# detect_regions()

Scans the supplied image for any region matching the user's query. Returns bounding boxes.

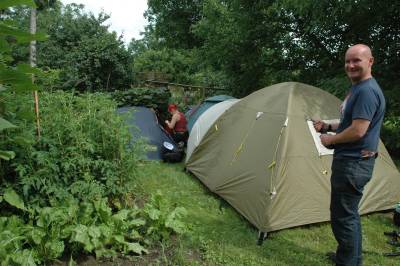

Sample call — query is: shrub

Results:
[2,91,144,205]
[0,91,187,264]
[111,87,171,109]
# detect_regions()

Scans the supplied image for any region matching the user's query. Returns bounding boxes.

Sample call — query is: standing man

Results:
[314,44,386,266]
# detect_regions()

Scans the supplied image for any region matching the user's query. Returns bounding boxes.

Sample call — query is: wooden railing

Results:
[142,80,227,105]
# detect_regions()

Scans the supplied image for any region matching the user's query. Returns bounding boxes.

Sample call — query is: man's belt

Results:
[361,150,378,160]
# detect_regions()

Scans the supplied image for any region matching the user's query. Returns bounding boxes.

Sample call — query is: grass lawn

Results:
[134,161,399,266]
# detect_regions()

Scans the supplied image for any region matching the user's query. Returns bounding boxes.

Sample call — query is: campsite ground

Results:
[70,160,400,266]
[126,161,399,266]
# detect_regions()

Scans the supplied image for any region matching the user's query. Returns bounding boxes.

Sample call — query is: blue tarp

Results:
[117,106,177,160]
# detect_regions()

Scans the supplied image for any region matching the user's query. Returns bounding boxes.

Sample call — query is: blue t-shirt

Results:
[334,77,386,158]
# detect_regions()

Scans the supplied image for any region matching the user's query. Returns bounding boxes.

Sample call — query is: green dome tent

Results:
[186,82,400,235]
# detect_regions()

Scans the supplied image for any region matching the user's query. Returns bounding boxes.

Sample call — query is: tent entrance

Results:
[307,119,339,156]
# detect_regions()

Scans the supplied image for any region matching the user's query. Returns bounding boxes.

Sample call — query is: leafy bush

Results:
[142,191,187,241]
[317,76,351,100]
[2,91,144,205]
[381,116,400,155]
[0,91,187,264]
[112,87,171,108]
[0,193,185,264]
[1,2,186,264]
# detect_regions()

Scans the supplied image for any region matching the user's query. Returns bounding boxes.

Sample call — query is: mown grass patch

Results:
[136,161,400,266]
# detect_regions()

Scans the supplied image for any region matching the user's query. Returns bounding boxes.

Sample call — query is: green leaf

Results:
[98,224,113,240]
[0,196,2,202]
[93,199,112,222]
[13,136,34,146]
[0,150,16,160]
[68,256,77,266]
[94,248,116,258]
[165,207,187,234]
[112,209,130,222]
[128,229,142,240]
[0,84,9,92]
[113,235,126,244]
[16,64,42,75]
[71,224,93,252]
[9,249,37,266]
[0,38,11,53]
[0,0,36,9]
[45,240,65,259]
[30,228,46,245]
[0,117,17,131]
[125,242,148,254]
[3,189,26,211]
[88,226,101,239]
[128,218,146,227]
[0,24,47,43]
[146,208,161,220]
[0,64,38,92]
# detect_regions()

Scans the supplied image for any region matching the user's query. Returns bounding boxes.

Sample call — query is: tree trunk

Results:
[30,8,41,138]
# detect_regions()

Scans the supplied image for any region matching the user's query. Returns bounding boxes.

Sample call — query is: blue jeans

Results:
[330,157,375,266]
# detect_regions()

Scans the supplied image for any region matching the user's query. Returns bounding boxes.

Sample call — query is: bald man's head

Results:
[344,44,374,84]
[346,44,373,58]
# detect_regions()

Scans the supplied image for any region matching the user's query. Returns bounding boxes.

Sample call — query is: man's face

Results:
[345,46,373,84]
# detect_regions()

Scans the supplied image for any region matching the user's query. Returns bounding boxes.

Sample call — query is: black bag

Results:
[161,141,184,163]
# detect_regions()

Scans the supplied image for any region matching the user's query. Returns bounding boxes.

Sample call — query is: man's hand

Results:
[320,134,334,147]
[313,120,326,132]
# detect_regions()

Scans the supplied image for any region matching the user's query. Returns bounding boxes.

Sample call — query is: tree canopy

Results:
[141,0,400,96]
[10,2,133,91]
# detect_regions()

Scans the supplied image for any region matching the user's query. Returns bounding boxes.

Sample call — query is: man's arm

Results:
[313,120,339,132]
[165,113,180,129]
[320,119,370,147]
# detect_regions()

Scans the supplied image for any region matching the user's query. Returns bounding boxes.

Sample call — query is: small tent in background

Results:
[186,99,240,163]
[117,106,178,160]
[186,82,400,236]
[187,95,236,132]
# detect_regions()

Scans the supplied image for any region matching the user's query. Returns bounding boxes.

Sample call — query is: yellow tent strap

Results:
[230,118,257,165]
[268,120,287,197]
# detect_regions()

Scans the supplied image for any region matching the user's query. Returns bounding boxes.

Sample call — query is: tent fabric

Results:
[187,95,235,132]
[117,106,177,160]
[186,99,240,163]
[186,82,400,233]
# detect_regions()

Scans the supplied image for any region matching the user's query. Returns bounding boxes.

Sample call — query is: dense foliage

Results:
[1,1,399,263]
[0,91,187,264]
[10,2,133,92]
[3,92,142,204]
[145,0,204,49]
[140,0,400,154]
[112,87,171,109]
[1,1,186,264]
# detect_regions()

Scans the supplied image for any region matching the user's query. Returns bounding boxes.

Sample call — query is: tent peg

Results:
[257,231,268,245]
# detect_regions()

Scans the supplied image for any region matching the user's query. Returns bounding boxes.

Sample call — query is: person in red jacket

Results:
[165,104,188,145]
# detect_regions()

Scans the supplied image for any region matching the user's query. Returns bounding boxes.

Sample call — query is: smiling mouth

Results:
[348,69,359,74]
